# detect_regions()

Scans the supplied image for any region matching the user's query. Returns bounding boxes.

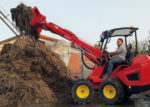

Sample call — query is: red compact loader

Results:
[11,5,150,104]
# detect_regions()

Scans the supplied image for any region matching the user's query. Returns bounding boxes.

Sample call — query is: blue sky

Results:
[0,0,150,50]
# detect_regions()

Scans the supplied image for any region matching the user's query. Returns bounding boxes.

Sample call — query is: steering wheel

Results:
[100,51,111,66]
[104,51,111,60]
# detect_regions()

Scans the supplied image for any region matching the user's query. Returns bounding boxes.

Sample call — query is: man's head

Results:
[117,38,123,46]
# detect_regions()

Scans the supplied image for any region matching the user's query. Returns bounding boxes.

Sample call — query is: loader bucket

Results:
[11,3,46,37]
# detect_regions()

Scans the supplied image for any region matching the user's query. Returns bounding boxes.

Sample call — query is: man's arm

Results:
[110,47,123,56]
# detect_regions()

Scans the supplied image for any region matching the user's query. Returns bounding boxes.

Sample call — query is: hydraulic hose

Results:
[81,52,94,70]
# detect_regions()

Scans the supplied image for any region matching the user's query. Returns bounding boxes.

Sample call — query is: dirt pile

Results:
[0,37,73,106]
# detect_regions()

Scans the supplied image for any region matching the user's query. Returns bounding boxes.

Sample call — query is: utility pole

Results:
[0,10,19,36]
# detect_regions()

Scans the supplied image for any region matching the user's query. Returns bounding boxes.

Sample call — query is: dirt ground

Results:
[0,37,74,106]
[25,91,150,107]
[24,95,134,107]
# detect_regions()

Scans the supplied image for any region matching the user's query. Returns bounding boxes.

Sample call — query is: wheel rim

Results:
[76,85,90,99]
[103,84,116,99]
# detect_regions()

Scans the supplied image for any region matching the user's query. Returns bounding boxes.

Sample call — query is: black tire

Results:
[99,79,125,104]
[71,79,94,104]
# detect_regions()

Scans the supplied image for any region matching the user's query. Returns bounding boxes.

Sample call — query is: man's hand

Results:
[110,51,116,56]
[104,51,111,60]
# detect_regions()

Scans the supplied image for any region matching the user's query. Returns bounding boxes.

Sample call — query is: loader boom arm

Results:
[30,7,103,65]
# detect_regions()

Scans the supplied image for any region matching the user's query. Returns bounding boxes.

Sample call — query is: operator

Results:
[103,38,127,79]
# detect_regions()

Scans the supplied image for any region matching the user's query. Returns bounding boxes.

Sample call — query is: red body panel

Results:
[88,54,150,89]
[117,54,150,86]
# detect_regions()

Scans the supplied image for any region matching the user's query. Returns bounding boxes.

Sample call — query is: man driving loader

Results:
[103,38,127,79]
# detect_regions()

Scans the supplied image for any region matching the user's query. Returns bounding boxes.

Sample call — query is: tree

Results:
[129,38,150,55]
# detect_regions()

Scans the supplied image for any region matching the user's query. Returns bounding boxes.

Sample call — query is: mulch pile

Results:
[0,37,74,106]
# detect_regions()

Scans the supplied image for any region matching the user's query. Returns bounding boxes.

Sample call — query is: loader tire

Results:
[71,79,94,104]
[99,79,125,104]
